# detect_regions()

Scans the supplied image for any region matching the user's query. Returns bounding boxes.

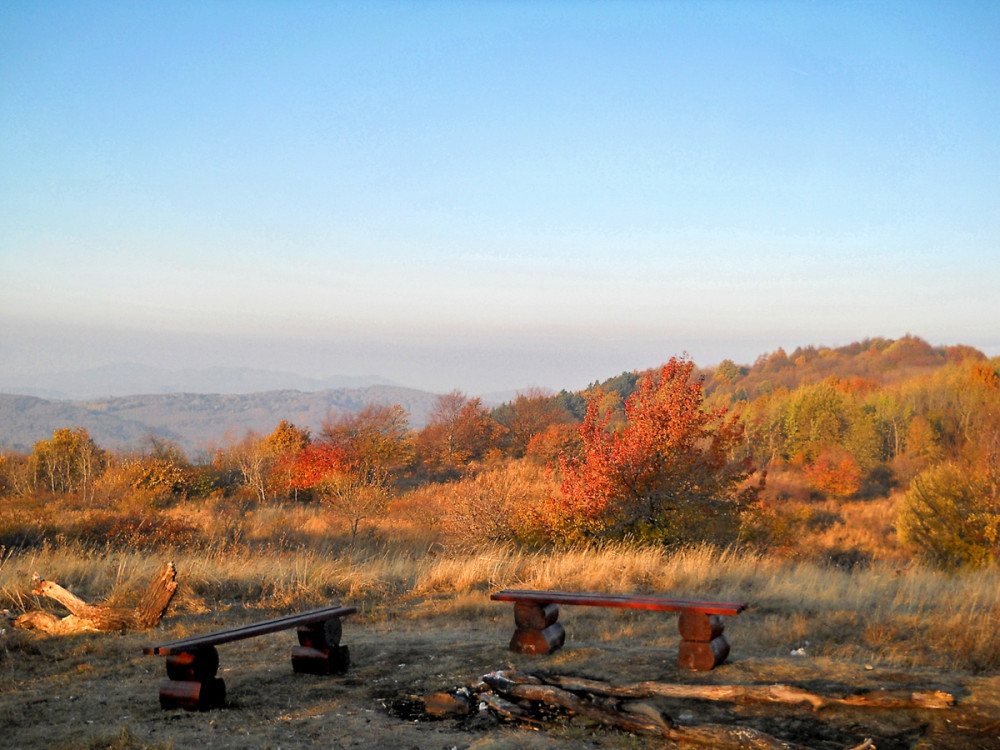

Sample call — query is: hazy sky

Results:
[2,1,998,395]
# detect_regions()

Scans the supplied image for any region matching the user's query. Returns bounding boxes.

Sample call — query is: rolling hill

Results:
[0,386,441,455]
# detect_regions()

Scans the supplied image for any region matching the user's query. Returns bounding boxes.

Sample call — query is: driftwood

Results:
[15,562,177,635]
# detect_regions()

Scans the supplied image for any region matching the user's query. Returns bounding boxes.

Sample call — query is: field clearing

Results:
[2,532,999,749]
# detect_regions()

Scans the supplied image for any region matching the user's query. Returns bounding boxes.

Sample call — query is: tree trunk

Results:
[15,562,177,635]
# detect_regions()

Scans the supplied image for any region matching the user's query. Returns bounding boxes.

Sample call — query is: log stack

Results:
[677,611,730,671]
[508,601,565,654]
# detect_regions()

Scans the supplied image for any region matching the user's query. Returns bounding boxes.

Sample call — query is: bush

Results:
[440,462,551,549]
[896,463,1000,568]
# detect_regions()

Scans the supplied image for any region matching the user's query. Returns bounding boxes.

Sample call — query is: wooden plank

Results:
[490,589,746,616]
[143,605,356,655]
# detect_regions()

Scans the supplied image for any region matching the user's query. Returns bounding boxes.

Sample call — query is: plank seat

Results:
[490,589,747,671]
[143,604,356,710]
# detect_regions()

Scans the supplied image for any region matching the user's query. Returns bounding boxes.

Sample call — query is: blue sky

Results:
[2,1,998,395]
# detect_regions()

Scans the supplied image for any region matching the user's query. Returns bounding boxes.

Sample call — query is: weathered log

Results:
[12,611,99,635]
[158,676,226,711]
[488,679,670,736]
[15,562,177,635]
[509,622,565,654]
[474,670,889,748]
[131,562,180,629]
[514,601,560,630]
[677,611,725,642]
[840,689,954,710]
[539,673,955,711]
[488,675,810,749]
[478,692,552,727]
[678,634,730,671]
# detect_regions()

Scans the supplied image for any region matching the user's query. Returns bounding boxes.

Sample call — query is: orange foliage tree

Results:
[265,420,311,500]
[803,447,862,498]
[315,404,413,540]
[492,388,574,458]
[416,390,504,476]
[555,358,761,544]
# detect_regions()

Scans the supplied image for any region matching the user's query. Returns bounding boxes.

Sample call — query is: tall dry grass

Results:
[2,491,998,674]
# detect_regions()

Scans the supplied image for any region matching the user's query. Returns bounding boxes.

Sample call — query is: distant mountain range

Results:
[0,362,398,401]
[0,364,459,454]
[0,385,443,455]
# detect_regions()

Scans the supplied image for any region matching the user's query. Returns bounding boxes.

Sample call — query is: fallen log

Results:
[483,671,811,749]
[539,673,954,711]
[479,669,946,748]
[15,562,177,635]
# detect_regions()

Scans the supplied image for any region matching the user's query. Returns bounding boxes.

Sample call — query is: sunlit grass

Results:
[1,493,998,674]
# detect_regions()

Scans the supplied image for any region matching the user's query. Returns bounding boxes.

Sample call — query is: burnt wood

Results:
[143,604,356,710]
[490,589,747,671]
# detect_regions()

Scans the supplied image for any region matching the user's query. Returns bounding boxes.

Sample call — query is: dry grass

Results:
[3,515,999,675]
[3,495,1000,750]
[4,478,1000,748]
[2,488,999,687]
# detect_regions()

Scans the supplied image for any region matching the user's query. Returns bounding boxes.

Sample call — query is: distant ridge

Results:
[3,336,989,456]
[0,386,440,454]
[0,363,398,400]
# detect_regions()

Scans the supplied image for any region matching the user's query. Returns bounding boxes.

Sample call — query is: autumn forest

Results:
[2,334,998,570]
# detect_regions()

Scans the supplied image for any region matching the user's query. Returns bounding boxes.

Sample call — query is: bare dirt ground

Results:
[3,604,999,750]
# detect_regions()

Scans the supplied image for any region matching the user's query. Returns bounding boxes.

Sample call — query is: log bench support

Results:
[144,604,356,710]
[491,590,746,672]
[160,646,226,711]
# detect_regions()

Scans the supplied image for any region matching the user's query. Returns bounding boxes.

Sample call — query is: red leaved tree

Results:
[554,358,761,544]
[314,404,413,541]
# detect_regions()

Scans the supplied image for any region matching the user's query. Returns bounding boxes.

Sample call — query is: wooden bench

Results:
[143,604,356,710]
[490,589,746,671]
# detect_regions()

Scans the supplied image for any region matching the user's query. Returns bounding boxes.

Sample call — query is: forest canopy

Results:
[1,336,997,568]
